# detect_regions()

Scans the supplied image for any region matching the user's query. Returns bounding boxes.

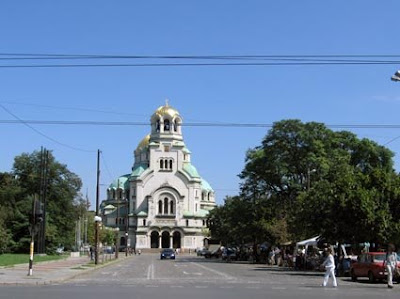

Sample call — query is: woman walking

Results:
[386,244,398,289]
[321,247,337,287]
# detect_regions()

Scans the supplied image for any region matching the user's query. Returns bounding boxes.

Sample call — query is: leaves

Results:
[212,119,400,247]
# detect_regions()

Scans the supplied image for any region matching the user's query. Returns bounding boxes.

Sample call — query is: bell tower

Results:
[150,100,183,143]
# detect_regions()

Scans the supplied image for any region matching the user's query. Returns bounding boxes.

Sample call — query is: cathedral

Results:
[100,102,216,250]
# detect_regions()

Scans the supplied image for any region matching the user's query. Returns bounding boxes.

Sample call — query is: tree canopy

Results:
[0,149,86,253]
[209,120,400,247]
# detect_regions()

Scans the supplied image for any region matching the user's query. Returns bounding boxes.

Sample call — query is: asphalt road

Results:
[1,254,399,299]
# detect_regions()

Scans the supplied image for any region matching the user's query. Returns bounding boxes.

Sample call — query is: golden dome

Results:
[136,134,150,151]
[152,100,180,120]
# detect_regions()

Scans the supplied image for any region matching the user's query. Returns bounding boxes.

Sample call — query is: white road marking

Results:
[272,287,287,290]
[170,285,184,288]
[147,263,155,280]
[195,286,208,288]
[190,262,236,280]
[145,285,159,288]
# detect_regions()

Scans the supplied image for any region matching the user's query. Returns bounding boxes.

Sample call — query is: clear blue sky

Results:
[1,1,400,208]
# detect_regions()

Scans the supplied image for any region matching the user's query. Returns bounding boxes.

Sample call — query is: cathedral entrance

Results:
[161,231,170,248]
[172,231,181,248]
[150,231,159,248]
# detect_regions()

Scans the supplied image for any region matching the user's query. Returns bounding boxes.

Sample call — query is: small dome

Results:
[136,134,150,151]
[151,101,180,121]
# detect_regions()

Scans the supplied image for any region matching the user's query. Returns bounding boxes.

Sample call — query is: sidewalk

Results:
[0,255,124,285]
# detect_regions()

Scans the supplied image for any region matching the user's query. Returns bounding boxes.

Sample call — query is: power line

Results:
[0,101,148,118]
[0,105,96,153]
[0,53,399,68]
[2,118,400,129]
[100,152,115,182]
[0,61,400,69]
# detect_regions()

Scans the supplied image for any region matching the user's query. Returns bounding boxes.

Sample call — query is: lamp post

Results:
[125,232,129,257]
[391,70,400,82]
[115,227,119,259]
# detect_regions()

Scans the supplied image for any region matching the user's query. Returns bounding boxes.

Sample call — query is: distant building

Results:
[100,102,216,250]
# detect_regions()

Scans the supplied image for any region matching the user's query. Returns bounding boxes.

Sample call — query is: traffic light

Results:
[34,200,43,224]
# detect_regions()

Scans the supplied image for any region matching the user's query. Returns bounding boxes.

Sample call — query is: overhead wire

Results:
[0,53,400,67]
[2,119,400,129]
[0,104,96,153]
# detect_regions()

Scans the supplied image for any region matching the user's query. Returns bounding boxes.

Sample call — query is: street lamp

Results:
[391,70,400,82]
[94,215,102,265]
[125,232,129,257]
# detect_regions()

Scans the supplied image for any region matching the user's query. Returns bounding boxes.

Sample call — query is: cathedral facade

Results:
[100,103,216,250]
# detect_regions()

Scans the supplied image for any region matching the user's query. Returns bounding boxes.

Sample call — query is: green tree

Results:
[239,119,400,245]
[4,149,84,253]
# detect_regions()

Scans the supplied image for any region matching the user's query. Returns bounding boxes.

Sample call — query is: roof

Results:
[109,174,130,189]
[182,162,200,178]
[152,102,180,120]
[131,163,148,177]
[136,134,150,151]
[183,209,209,218]
[182,146,191,154]
[201,178,214,192]
[136,211,148,217]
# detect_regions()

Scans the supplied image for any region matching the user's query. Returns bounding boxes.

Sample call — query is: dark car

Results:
[222,248,237,261]
[160,248,176,260]
[350,252,400,282]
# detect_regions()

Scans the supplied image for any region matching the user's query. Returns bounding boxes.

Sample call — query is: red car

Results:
[350,252,399,283]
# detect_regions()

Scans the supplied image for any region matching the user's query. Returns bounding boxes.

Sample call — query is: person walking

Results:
[385,244,398,289]
[321,247,337,287]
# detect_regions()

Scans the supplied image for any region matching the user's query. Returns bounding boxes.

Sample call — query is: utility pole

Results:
[115,197,119,259]
[125,198,129,257]
[94,149,101,265]
[37,147,49,254]
[28,195,42,276]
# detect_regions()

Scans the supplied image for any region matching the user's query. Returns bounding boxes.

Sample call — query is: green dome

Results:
[109,174,130,190]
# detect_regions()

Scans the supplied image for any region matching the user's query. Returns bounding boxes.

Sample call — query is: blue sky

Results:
[1,1,400,207]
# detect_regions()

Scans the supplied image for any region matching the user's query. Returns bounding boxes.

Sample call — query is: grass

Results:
[0,253,66,267]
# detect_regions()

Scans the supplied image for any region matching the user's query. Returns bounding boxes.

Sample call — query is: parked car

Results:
[222,248,237,261]
[160,248,176,260]
[103,246,115,254]
[350,252,399,283]
[204,249,221,259]
[196,247,208,256]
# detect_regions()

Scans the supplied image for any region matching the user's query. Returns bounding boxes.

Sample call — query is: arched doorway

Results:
[173,231,181,249]
[151,231,159,248]
[161,231,170,248]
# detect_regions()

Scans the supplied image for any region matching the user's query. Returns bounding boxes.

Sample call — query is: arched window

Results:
[158,200,162,214]
[186,219,189,227]
[169,159,173,170]
[164,159,168,169]
[164,197,168,214]
[164,119,170,131]
[174,120,178,132]
[143,219,146,226]
[201,192,205,201]
[160,160,163,169]
[115,218,118,225]
[112,189,116,199]
[203,220,205,226]
[156,120,160,132]
[208,193,210,201]
[170,201,174,214]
